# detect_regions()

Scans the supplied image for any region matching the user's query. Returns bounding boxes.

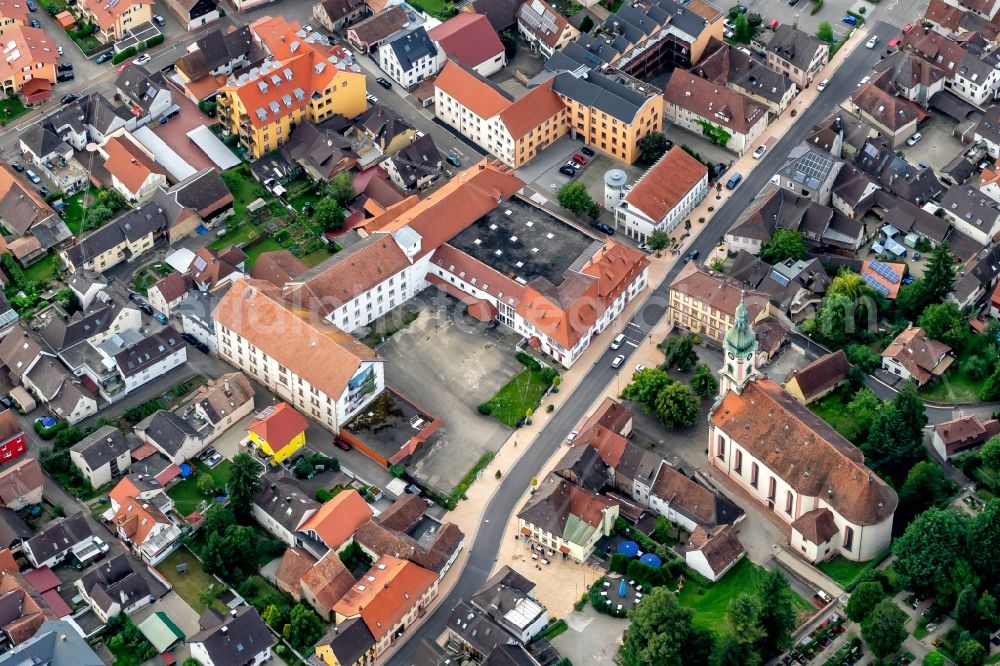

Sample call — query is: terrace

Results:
[341,388,441,467]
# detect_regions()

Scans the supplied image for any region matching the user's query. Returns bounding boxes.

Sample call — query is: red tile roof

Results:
[881,325,953,385]
[102,136,165,195]
[624,146,708,222]
[664,69,767,135]
[428,13,504,69]
[298,489,373,549]
[82,0,152,31]
[497,78,566,139]
[434,60,511,119]
[248,403,307,450]
[331,555,436,640]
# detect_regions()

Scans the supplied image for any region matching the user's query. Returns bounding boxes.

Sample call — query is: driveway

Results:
[550,606,627,666]
[376,290,523,493]
[899,113,965,173]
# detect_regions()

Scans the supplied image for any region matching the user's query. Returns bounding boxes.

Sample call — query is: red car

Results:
[902,23,914,34]
[888,38,902,50]
[333,437,352,452]
[572,153,588,165]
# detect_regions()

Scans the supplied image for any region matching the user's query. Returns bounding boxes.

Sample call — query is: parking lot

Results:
[741,0,865,39]
[377,290,524,493]
[899,113,966,173]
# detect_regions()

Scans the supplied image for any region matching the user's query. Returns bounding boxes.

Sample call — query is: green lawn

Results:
[817,555,871,589]
[0,96,28,126]
[481,368,552,427]
[919,365,982,403]
[61,186,102,235]
[300,248,334,267]
[69,32,104,56]
[156,547,227,614]
[243,238,282,268]
[406,0,454,19]
[166,459,233,516]
[677,559,813,631]
[809,386,864,444]
[22,253,60,284]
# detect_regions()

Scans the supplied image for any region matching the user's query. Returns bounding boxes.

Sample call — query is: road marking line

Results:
[625,341,638,348]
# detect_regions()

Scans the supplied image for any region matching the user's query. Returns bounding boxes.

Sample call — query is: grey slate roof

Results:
[551,69,651,123]
[0,620,103,666]
[388,134,441,188]
[116,65,169,113]
[20,124,69,159]
[386,26,437,72]
[187,606,275,664]
[136,410,200,457]
[79,553,151,614]
[766,25,824,71]
[253,470,318,534]
[63,202,169,270]
[24,514,94,564]
[70,425,129,472]
[0,508,31,549]
[941,184,1000,231]
[315,617,375,666]
[34,301,123,352]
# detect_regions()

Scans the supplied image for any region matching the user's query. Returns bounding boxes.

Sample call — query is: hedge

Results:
[112,46,137,65]
[34,419,67,440]
[516,351,541,371]
[146,34,164,48]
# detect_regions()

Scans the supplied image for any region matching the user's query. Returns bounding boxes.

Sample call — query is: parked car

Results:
[906,132,923,146]
[96,51,114,64]
[866,35,879,49]
[888,38,901,51]
[842,14,858,25]
[133,53,151,66]
[611,354,625,369]
[128,292,143,302]
[376,76,392,89]
[10,161,23,172]
[635,364,645,373]
[637,242,651,252]
[725,172,742,189]
[38,187,49,198]
[446,154,461,167]
[714,162,728,179]
[683,249,700,263]
[580,146,595,157]
[788,0,799,5]
[139,303,153,315]
[723,18,735,30]
[752,145,766,159]
[559,165,576,177]
[60,93,78,104]
[591,222,614,235]
[572,153,588,165]
[29,19,40,28]
[366,94,378,104]
[816,79,829,92]
[333,437,352,451]
[57,46,63,56]
[565,431,579,444]
[858,74,872,87]
[153,312,168,324]
[153,14,165,25]
[611,333,625,350]
[25,170,40,184]
[0,395,12,409]
[732,3,747,13]
[903,23,914,34]
[57,63,73,72]
[25,0,36,10]
[56,72,74,82]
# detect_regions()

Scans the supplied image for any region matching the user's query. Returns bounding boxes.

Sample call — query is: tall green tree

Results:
[623,368,674,404]
[847,387,883,443]
[846,581,886,622]
[648,229,671,251]
[327,172,355,205]
[726,595,765,646]
[227,453,262,523]
[661,334,699,372]
[313,196,346,232]
[924,242,957,303]
[861,599,908,659]
[760,229,807,264]
[924,652,946,666]
[893,508,968,595]
[733,13,752,42]
[638,132,670,165]
[955,639,986,666]
[288,604,325,651]
[967,499,1000,581]
[918,302,968,347]
[710,635,760,666]
[755,569,797,658]
[828,270,871,300]
[954,584,981,630]
[558,183,599,218]
[898,461,954,524]
[654,383,700,429]
[981,436,1000,470]
[861,406,915,474]
[690,364,719,399]
[617,587,712,666]
[201,524,258,583]
[816,21,834,43]
[892,381,928,447]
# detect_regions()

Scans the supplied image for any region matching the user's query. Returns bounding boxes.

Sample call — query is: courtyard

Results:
[376,290,524,494]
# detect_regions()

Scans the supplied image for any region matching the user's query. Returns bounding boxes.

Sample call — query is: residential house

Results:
[352,104,416,157]
[213,279,386,433]
[281,122,357,182]
[188,607,275,666]
[902,28,1000,108]
[0,571,53,645]
[59,203,168,274]
[831,164,880,217]
[114,327,187,395]
[100,134,168,203]
[312,618,377,666]
[663,68,768,156]
[606,146,709,242]
[694,39,797,115]
[22,514,96,568]
[0,619,103,666]
[332,555,439,658]
[468,566,547,644]
[186,246,246,293]
[516,0,577,59]
[728,251,830,322]
[22,356,98,424]
[773,145,844,205]
[175,291,218,352]
[161,0,219,30]
[764,25,828,88]
[147,272,189,317]
[952,243,1000,308]
[854,138,947,205]
[429,13,505,77]
[106,476,182,565]
[940,184,1000,244]
[932,413,1000,459]
[249,250,307,288]
[782,350,850,405]
[173,26,252,101]
[69,425,132,488]
[0,457,41,510]
[710,303,897,562]
[378,27,440,90]
[78,0,153,42]
[975,105,1000,159]
[346,7,407,53]
[299,551,357,620]
[247,403,307,464]
[252,470,319,544]
[66,275,108,311]
[188,372,255,440]
[0,1,27,38]
[0,26,56,99]
[19,123,87,195]
[312,0,366,32]
[870,50,947,107]
[295,488,372,557]
[0,162,64,244]
[516,473,618,562]
[75,554,152,622]
[684,525,745,582]
[0,410,25,468]
[384,134,441,191]
[646,460,744,532]
[216,16,367,160]
[848,77,927,148]
[116,66,174,126]
[457,0,520,32]
[881,325,954,387]
[134,410,204,465]
[0,295,18,341]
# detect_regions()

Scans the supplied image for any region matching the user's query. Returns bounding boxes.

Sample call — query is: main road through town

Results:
[389,20,904,665]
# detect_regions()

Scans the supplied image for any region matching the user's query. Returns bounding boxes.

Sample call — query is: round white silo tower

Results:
[604,168,628,210]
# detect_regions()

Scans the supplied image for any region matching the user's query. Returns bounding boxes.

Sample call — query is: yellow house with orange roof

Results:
[247,402,308,463]
[0,25,56,97]
[216,16,367,159]
[79,0,153,43]
[0,0,28,38]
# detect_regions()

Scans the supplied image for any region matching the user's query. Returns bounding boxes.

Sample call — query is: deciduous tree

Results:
[760,229,807,264]
[816,21,834,43]
[654,383,700,429]
[893,508,967,595]
[661,334,699,372]
[690,364,719,399]
[617,587,709,666]
[755,569,796,658]
[861,599,908,659]
[956,639,986,666]
[918,302,968,348]
[314,196,346,232]
[558,183,599,218]
[846,581,885,622]
[622,368,674,404]
[638,132,670,165]
[648,229,671,251]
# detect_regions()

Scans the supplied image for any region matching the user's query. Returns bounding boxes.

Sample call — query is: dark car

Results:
[56,72,74,82]
[333,437,352,452]
[10,161,23,172]
[580,146,595,157]
[139,303,154,315]
[57,63,73,72]
[446,154,461,168]
[683,249,700,263]
[559,165,576,177]
[714,162,729,179]
[591,222,614,235]
[128,292,142,302]
[60,93,78,104]
[38,187,49,198]
[96,51,114,64]
[376,76,392,89]
[25,0,36,10]
[0,395,12,409]
[29,19,40,28]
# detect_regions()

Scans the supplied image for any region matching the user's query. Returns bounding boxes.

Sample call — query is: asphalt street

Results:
[387,19,908,665]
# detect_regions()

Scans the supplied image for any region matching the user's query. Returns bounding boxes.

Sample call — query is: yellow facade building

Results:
[80,0,153,42]
[247,402,307,464]
[216,16,367,159]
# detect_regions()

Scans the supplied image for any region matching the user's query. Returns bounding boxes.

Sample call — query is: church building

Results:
[708,299,896,563]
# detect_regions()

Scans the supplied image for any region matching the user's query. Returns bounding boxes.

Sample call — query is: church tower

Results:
[719,296,758,396]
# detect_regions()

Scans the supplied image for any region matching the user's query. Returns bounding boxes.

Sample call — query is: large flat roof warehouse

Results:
[447,197,599,287]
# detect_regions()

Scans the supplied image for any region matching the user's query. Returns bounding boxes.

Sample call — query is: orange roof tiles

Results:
[0,25,56,84]
[301,551,357,613]
[298,489,373,549]
[0,1,29,25]
[881,325,953,385]
[434,60,511,120]
[428,13,504,70]
[82,0,152,31]
[248,403,307,450]
[213,279,379,401]
[498,78,566,139]
[102,136,165,195]
[111,492,171,546]
[624,146,708,222]
[332,555,436,640]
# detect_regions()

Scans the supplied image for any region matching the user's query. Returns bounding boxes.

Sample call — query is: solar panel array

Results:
[869,260,900,282]
[862,273,891,296]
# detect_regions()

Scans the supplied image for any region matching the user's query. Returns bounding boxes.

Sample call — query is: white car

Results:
[817,79,829,92]
[565,430,579,444]
[866,35,879,49]
[906,132,924,146]
[57,46,63,56]
[133,53,151,66]
[611,354,625,369]
[366,94,379,104]
[752,145,766,159]
[857,74,872,88]
[635,364,646,373]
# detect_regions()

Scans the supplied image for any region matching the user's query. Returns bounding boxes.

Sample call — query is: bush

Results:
[477,403,492,415]
[44,190,64,204]
[811,0,823,14]
[516,351,542,371]
[546,404,554,413]
[34,419,67,440]
[315,488,333,502]
[112,46,137,65]
[146,34,164,48]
